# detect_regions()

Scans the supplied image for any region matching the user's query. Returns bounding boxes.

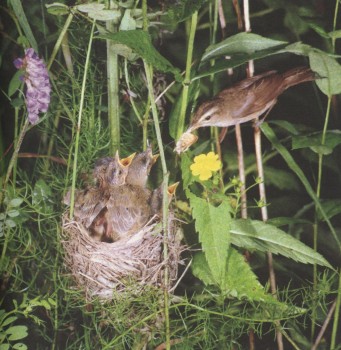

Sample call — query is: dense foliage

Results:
[1,0,341,349]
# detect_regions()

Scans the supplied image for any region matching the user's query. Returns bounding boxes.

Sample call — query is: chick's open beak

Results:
[120,152,136,167]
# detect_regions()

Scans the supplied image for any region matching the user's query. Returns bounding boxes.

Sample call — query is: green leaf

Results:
[1,316,17,327]
[13,344,27,350]
[7,210,20,218]
[167,0,206,23]
[119,10,136,31]
[45,3,69,16]
[309,51,341,96]
[267,217,311,227]
[9,0,38,52]
[192,249,287,307]
[264,166,300,192]
[201,33,287,62]
[0,344,10,350]
[97,30,181,81]
[8,71,23,98]
[261,122,341,250]
[180,153,196,189]
[6,326,28,341]
[317,200,341,221]
[9,198,23,208]
[187,191,231,285]
[230,219,332,268]
[5,219,16,228]
[328,29,341,39]
[292,130,341,155]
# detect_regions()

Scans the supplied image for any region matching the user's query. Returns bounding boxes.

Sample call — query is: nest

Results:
[61,213,184,300]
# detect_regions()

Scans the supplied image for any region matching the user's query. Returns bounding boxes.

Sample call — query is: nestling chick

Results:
[151,182,179,217]
[102,184,153,242]
[125,145,159,187]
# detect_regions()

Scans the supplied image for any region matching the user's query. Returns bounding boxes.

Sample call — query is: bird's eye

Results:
[204,115,211,121]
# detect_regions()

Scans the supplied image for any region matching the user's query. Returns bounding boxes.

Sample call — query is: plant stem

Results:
[176,11,198,141]
[69,21,96,218]
[106,1,120,154]
[330,270,341,350]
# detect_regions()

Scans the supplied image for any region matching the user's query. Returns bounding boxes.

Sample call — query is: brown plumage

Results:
[64,152,135,233]
[187,67,316,132]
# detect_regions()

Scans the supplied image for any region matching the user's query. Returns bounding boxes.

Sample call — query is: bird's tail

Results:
[282,66,316,89]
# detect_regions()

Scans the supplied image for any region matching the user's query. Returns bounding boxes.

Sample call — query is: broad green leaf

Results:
[195,46,286,80]
[268,217,311,227]
[0,344,10,350]
[45,3,69,16]
[230,219,332,268]
[98,31,181,81]
[317,200,341,221]
[264,166,300,192]
[292,130,341,155]
[6,325,28,341]
[309,51,341,96]
[192,249,288,308]
[1,316,17,327]
[13,344,27,350]
[180,153,196,189]
[9,0,38,52]
[5,219,16,228]
[8,71,23,98]
[187,191,231,284]
[261,122,341,250]
[201,33,287,62]
[7,210,19,218]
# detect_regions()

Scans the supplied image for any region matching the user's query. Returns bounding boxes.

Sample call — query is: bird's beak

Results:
[152,154,159,165]
[120,152,136,167]
[167,182,179,197]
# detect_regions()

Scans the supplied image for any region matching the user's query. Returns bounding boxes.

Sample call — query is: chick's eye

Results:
[204,115,211,121]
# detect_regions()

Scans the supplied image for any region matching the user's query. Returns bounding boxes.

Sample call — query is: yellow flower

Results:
[190,152,222,181]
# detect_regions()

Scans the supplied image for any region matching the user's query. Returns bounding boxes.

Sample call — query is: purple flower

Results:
[14,48,51,124]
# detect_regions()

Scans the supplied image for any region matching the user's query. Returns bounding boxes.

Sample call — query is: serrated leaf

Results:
[6,325,28,341]
[292,130,341,155]
[230,219,332,268]
[201,33,287,62]
[309,51,341,96]
[45,3,69,16]
[8,70,23,97]
[192,249,287,307]
[264,166,300,192]
[187,191,231,284]
[1,316,17,327]
[97,30,182,81]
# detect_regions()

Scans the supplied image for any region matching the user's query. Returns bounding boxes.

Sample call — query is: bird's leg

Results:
[253,100,277,127]
[219,127,229,143]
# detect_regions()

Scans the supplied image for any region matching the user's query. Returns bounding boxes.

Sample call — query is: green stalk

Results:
[69,21,96,218]
[176,11,198,140]
[106,1,120,154]
[47,12,74,70]
[330,270,341,350]
[313,0,340,337]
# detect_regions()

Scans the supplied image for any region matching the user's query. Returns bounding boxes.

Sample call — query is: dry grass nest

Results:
[61,212,185,300]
